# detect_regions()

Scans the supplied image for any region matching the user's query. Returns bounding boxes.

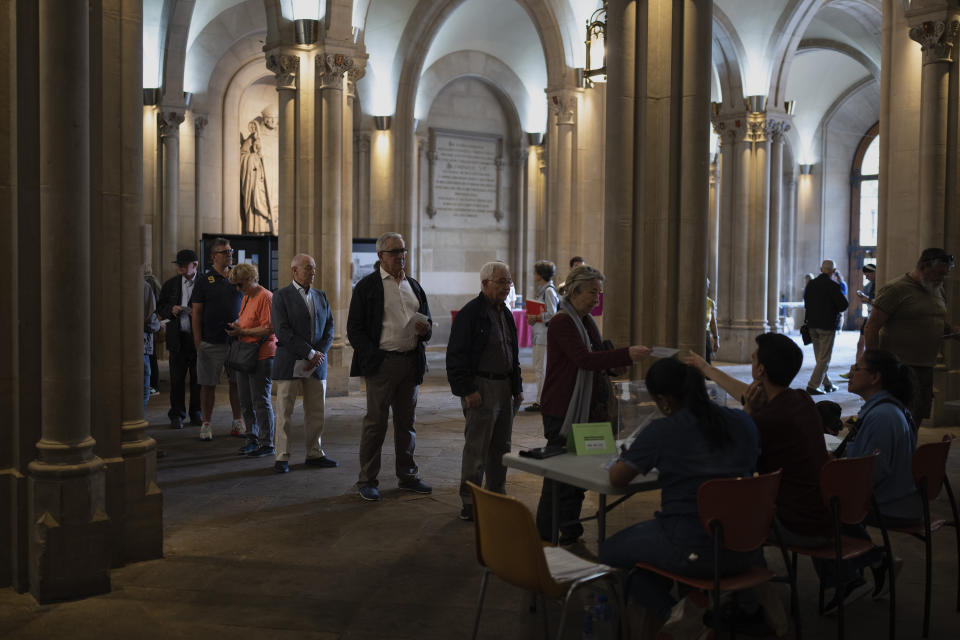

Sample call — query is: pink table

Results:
[451,309,532,348]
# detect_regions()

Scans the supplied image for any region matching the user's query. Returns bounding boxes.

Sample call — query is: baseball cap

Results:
[862,263,876,273]
[173,249,198,265]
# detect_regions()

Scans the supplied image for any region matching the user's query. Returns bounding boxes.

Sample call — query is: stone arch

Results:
[712,6,747,109]
[415,51,529,130]
[766,0,829,107]
[182,0,269,96]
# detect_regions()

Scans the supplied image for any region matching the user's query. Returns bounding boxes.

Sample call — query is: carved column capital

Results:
[909,19,960,64]
[744,114,789,144]
[266,52,299,91]
[194,115,208,138]
[548,89,579,126]
[712,117,745,144]
[317,53,354,90]
[158,110,185,139]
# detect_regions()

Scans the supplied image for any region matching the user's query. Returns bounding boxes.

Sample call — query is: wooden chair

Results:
[787,453,895,640]
[882,436,959,637]
[466,481,621,640]
[634,470,801,639]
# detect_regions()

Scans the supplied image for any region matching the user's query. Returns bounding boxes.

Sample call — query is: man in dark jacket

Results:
[157,249,202,429]
[347,232,433,502]
[803,259,849,394]
[446,262,523,521]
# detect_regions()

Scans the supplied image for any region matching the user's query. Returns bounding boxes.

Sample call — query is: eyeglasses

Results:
[381,248,408,255]
[215,249,233,255]
[484,278,513,286]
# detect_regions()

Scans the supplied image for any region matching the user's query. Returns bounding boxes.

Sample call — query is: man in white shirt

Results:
[157,249,202,429]
[347,232,433,501]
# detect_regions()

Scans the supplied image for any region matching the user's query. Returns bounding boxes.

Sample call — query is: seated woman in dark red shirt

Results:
[534,265,650,544]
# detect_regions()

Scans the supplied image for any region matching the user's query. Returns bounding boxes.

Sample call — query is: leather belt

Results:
[384,350,417,357]
[475,371,510,380]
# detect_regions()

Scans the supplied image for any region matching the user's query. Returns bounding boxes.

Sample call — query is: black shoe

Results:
[273,461,290,474]
[824,384,838,393]
[304,455,338,468]
[358,485,381,501]
[170,418,184,429]
[238,442,257,455]
[189,412,203,426]
[398,478,432,494]
[247,445,274,458]
[523,402,541,412]
[558,533,581,546]
[806,386,825,396]
[822,577,871,615]
[459,505,473,521]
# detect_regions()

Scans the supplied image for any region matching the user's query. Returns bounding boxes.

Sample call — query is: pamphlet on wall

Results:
[525,299,545,316]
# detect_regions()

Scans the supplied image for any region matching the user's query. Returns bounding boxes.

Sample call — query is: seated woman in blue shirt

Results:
[599,358,760,638]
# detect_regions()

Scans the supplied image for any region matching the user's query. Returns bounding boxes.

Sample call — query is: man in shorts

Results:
[191,237,243,440]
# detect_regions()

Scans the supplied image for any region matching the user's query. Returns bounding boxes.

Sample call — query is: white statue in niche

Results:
[239,105,278,234]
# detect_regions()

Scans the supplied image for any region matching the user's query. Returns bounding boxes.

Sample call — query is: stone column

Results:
[355,133,371,237]
[29,0,110,602]
[317,53,352,396]
[905,8,960,424]
[342,75,358,350]
[767,121,789,332]
[513,146,529,296]
[193,115,208,240]
[547,89,578,264]
[158,110,184,282]
[602,0,638,348]
[707,155,719,301]
[266,50,300,283]
[907,15,959,241]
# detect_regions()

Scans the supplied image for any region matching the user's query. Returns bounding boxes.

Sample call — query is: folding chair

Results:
[634,470,802,639]
[466,481,621,640]
[787,453,895,640]
[883,436,959,637]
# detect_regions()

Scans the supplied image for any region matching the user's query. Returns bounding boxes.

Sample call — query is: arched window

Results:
[848,122,879,326]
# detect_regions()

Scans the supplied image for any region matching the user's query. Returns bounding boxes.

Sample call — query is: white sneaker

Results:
[199,422,213,441]
[230,418,246,438]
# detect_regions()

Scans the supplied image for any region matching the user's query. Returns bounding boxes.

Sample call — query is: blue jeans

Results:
[143,354,151,410]
[235,358,275,447]
[599,516,758,620]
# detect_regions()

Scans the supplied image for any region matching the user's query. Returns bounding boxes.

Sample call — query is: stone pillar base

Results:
[932,365,960,427]
[325,343,350,397]
[0,471,28,590]
[718,323,769,363]
[120,419,163,562]
[28,459,111,603]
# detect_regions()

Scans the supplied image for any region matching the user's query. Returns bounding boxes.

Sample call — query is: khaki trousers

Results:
[274,376,327,462]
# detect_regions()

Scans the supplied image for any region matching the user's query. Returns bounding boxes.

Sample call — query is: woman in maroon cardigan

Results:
[534,265,651,543]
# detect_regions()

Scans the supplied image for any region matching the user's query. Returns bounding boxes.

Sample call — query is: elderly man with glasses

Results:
[446,261,523,521]
[190,237,244,441]
[347,232,433,502]
[864,247,960,422]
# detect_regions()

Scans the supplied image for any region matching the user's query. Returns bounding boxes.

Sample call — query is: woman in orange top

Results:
[228,263,277,457]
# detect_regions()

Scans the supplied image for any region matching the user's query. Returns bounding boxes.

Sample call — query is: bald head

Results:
[291,253,317,289]
[820,260,835,274]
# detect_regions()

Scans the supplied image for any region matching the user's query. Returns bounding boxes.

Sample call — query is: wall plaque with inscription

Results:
[428,130,502,228]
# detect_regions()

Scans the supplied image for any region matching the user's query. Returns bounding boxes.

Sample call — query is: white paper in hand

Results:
[293,359,318,378]
[650,346,679,358]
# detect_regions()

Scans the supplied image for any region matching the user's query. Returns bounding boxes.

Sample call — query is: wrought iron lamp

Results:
[584,2,608,85]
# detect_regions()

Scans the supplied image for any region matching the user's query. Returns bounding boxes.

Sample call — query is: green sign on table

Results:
[566,422,616,456]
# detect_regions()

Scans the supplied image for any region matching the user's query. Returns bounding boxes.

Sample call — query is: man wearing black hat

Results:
[865,248,960,421]
[158,249,202,429]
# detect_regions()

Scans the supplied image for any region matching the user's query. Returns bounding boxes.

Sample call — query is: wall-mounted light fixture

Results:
[526,132,543,146]
[584,2,607,85]
[286,0,323,45]
[711,102,722,118]
[784,100,796,115]
[746,95,767,114]
[799,163,813,175]
[295,19,318,45]
[374,116,392,131]
[143,88,159,106]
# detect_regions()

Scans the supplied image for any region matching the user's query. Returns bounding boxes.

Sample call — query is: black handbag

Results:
[224,297,266,373]
[800,322,812,345]
[225,339,261,373]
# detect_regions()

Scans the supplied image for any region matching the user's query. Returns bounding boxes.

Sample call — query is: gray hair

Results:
[291,253,314,269]
[210,237,230,255]
[480,261,509,282]
[229,262,259,285]
[376,232,404,252]
[564,265,604,298]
